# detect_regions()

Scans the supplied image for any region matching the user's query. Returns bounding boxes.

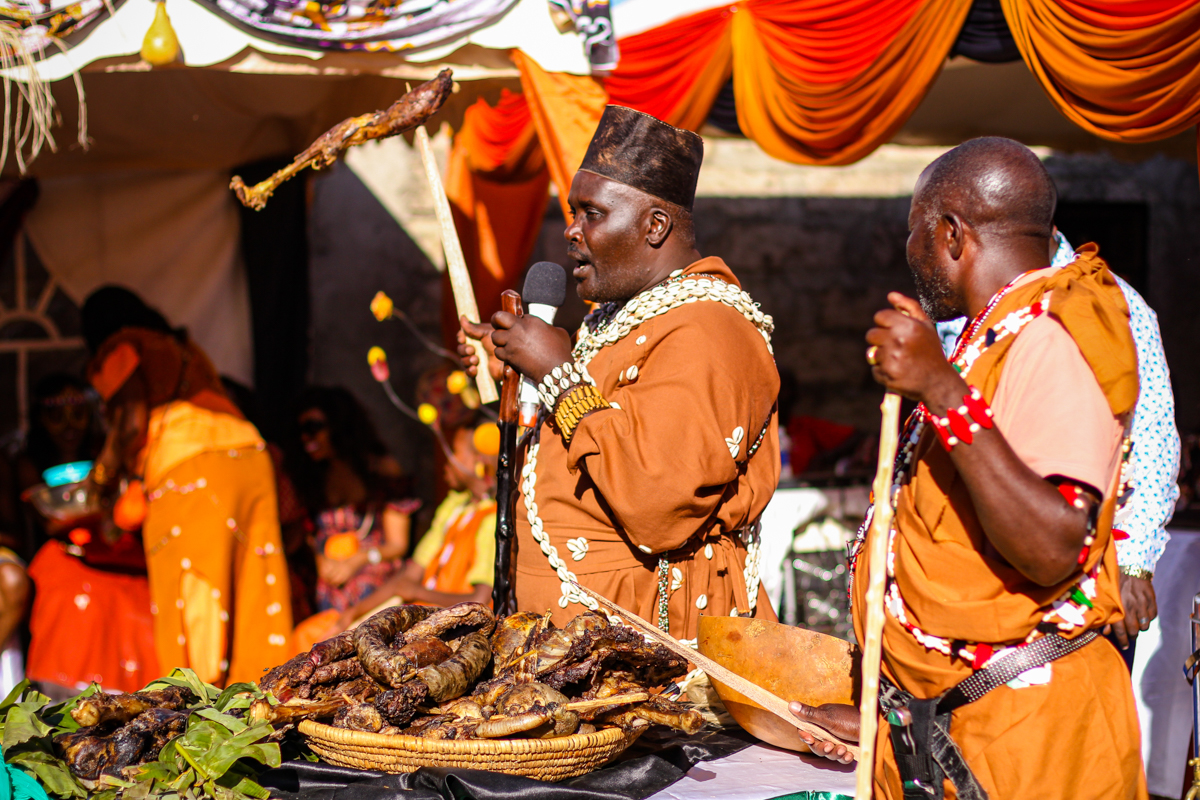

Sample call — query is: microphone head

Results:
[523,261,567,308]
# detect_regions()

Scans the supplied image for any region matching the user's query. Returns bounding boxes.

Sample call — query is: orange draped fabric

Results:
[514,50,609,217]
[600,6,733,130]
[730,0,971,163]
[443,89,549,335]
[604,0,972,164]
[443,60,604,335]
[443,0,1200,341]
[1000,0,1200,142]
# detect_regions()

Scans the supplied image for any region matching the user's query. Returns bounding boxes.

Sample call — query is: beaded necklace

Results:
[573,270,774,367]
[524,269,775,623]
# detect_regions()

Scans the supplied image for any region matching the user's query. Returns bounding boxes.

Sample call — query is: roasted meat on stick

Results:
[230,69,454,211]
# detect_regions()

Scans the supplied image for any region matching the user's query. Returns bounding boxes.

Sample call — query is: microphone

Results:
[519,261,568,427]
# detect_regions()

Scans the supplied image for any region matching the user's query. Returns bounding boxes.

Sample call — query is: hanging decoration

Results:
[193,0,519,53]
[0,0,104,172]
[547,0,619,74]
[140,0,180,65]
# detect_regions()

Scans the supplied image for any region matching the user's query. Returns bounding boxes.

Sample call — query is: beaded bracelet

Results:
[554,384,611,443]
[537,360,585,409]
[924,385,994,451]
[1058,482,1101,565]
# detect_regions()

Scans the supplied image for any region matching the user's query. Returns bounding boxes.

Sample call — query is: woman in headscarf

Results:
[82,286,291,685]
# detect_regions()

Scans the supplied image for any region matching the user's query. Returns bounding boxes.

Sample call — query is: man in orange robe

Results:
[793,138,1146,799]
[460,106,779,641]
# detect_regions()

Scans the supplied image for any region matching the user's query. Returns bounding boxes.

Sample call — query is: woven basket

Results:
[299,720,642,782]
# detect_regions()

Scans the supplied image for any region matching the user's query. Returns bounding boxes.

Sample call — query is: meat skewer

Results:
[230,70,454,211]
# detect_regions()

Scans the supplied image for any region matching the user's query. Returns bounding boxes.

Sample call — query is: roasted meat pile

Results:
[54,687,194,780]
[256,603,704,740]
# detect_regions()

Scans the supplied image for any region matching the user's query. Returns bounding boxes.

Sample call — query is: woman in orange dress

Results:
[82,287,292,686]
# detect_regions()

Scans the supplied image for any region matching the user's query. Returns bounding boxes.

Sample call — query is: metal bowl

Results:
[24,481,100,523]
[696,615,858,752]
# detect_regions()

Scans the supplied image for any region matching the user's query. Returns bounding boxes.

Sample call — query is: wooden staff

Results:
[414,125,498,404]
[492,289,522,616]
[855,392,902,798]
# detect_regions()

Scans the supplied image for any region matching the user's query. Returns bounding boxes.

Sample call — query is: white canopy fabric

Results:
[609,0,730,38]
[9,0,588,83]
[23,169,254,385]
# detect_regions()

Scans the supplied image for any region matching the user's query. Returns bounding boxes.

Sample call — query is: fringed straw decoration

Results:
[0,22,89,174]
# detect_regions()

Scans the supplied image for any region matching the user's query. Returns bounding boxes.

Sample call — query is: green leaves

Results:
[143,671,219,706]
[6,747,86,798]
[0,670,282,800]
[118,672,279,800]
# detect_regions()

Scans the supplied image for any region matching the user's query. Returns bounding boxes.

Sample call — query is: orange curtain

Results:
[730,0,971,164]
[1000,0,1200,142]
[513,50,609,218]
[442,65,605,338]
[603,0,972,164]
[443,90,549,336]
[601,6,734,130]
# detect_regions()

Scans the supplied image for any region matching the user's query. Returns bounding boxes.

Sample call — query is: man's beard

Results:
[909,260,960,322]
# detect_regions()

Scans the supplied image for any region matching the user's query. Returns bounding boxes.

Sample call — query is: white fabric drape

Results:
[24,169,254,386]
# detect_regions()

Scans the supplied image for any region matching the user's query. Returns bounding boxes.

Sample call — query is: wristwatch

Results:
[367,547,382,565]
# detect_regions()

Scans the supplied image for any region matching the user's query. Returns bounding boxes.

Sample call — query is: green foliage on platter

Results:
[0,671,282,800]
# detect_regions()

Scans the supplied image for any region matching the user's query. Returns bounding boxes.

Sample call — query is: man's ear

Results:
[646,208,673,248]
[943,213,965,261]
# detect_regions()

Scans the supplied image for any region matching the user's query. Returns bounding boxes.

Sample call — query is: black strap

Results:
[881,679,986,800]
[938,629,1099,714]
[881,630,1101,800]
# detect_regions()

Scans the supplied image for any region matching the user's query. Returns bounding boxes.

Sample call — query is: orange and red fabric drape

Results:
[442,88,548,336]
[608,0,972,165]
[444,0,1200,341]
[443,58,603,337]
[1000,0,1200,144]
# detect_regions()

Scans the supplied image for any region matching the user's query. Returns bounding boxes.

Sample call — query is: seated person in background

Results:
[337,419,498,626]
[286,387,417,615]
[16,373,155,698]
[777,369,868,477]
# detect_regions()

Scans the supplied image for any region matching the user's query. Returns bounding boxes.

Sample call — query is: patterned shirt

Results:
[935,233,1179,574]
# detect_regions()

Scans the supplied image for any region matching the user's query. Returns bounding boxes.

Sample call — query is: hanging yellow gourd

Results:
[141,1,180,66]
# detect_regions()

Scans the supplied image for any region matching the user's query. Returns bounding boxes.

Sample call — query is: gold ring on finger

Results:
[866,345,880,366]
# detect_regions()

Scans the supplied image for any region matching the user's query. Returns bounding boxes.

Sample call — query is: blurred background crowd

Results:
[0,285,502,696]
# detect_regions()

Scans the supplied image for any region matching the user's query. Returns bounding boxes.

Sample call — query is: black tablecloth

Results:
[261,728,755,800]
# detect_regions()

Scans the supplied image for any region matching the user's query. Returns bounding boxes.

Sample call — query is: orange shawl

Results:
[856,245,1138,696]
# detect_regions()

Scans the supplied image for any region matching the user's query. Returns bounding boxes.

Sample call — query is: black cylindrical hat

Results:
[578,106,704,211]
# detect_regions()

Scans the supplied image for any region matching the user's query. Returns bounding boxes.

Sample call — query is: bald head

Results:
[905,138,1059,321]
[916,137,1056,241]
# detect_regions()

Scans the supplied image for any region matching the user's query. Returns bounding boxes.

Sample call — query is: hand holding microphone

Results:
[485,262,570,424]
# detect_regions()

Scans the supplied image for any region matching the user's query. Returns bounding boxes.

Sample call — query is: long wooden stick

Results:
[573,583,861,759]
[855,392,902,799]
[414,125,498,404]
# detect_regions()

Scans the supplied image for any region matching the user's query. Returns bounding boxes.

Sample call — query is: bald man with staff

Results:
[792,137,1146,799]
